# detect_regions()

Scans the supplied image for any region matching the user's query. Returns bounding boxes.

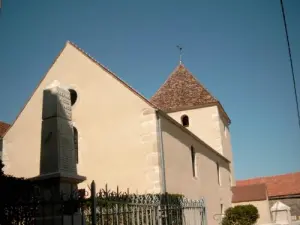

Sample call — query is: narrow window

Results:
[220,204,224,215]
[191,146,196,177]
[217,163,221,185]
[73,127,78,163]
[181,115,189,127]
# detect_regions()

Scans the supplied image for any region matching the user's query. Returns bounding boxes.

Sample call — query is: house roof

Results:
[0,121,10,138]
[236,172,300,198]
[150,64,218,112]
[232,183,268,203]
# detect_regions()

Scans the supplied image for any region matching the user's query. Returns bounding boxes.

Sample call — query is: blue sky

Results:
[0,0,299,180]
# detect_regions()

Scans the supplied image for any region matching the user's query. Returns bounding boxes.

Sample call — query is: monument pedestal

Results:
[31,173,86,225]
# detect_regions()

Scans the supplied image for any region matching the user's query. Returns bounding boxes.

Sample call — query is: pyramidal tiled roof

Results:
[150,64,218,112]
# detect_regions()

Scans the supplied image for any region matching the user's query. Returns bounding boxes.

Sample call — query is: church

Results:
[1,41,234,225]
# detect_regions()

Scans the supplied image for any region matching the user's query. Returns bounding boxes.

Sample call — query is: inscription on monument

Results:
[42,86,73,121]
[57,89,72,120]
[59,134,76,173]
[58,120,73,135]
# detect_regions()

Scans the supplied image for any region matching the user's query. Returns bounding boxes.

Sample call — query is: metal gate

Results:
[2,180,207,225]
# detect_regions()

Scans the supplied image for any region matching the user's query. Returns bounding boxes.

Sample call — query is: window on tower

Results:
[181,115,189,127]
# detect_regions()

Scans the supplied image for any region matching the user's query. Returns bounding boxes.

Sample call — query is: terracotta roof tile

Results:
[237,172,300,197]
[0,121,10,138]
[150,64,218,112]
[232,184,268,203]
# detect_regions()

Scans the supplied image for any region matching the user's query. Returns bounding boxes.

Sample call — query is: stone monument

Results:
[31,83,86,225]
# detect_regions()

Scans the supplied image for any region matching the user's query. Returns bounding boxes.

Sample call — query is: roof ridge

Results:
[238,171,300,182]
[238,183,267,187]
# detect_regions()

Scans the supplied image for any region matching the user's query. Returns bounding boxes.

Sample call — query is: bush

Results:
[0,159,37,225]
[222,204,259,225]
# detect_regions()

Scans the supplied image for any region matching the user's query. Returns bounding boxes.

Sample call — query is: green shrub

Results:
[222,204,259,225]
[0,159,37,225]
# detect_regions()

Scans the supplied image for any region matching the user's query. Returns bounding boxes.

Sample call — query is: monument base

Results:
[36,213,86,225]
[31,172,86,184]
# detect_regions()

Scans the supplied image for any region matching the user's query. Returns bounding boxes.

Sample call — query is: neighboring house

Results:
[0,121,10,159]
[232,184,272,224]
[2,41,234,225]
[236,172,300,222]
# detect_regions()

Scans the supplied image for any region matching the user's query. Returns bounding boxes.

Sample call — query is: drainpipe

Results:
[156,111,167,194]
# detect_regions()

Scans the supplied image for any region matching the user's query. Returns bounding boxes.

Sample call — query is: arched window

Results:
[68,89,78,106]
[73,127,78,163]
[181,115,189,127]
[191,146,196,177]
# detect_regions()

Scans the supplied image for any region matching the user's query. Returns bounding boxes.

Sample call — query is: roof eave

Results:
[232,197,268,203]
[269,194,300,199]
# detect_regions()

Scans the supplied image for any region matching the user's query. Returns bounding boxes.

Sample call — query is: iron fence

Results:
[2,181,206,225]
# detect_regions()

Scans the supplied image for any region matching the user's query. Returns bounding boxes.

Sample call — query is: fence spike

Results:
[91,180,97,225]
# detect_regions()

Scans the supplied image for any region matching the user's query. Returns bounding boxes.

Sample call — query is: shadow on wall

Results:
[161,117,230,171]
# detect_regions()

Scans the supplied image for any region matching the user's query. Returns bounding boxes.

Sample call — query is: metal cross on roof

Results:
[176,45,183,64]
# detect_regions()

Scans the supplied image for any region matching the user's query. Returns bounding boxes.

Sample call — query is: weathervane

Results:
[176,45,183,64]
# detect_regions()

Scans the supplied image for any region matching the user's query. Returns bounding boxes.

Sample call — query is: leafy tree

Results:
[222,204,259,225]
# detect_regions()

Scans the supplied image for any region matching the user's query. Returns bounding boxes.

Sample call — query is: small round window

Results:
[69,89,77,106]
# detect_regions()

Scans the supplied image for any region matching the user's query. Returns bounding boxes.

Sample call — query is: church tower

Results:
[150,64,235,185]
